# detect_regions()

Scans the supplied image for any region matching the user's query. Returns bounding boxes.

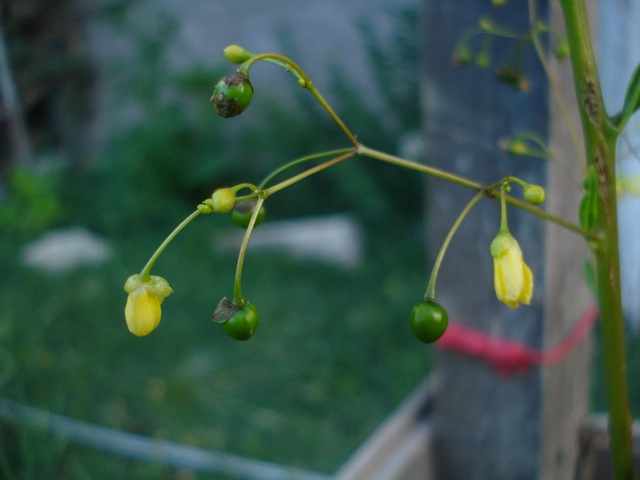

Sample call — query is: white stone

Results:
[215,214,363,269]
[22,227,111,273]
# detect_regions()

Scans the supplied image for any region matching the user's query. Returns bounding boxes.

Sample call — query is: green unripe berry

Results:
[211,73,253,118]
[524,184,546,205]
[232,200,266,228]
[212,188,236,213]
[222,302,259,341]
[409,301,448,344]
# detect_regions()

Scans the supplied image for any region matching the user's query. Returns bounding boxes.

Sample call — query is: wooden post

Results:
[422,1,591,479]
[540,2,592,478]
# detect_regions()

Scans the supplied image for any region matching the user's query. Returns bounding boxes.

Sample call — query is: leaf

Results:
[615,62,640,130]
[579,165,599,232]
[583,259,597,303]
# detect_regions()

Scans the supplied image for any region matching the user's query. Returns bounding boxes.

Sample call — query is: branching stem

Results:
[559,1,634,478]
[239,53,359,146]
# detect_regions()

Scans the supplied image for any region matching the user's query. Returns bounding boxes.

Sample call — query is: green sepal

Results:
[124,274,173,298]
[490,231,517,258]
[579,165,599,232]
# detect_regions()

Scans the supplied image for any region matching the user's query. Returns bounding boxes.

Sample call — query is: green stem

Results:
[357,144,484,190]
[425,191,484,301]
[262,149,358,197]
[357,144,588,237]
[233,196,266,307]
[232,183,259,194]
[559,1,634,479]
[258,148,355,189]
[239,53,358,146]
[499,183,509,233]
[140,209,202,280]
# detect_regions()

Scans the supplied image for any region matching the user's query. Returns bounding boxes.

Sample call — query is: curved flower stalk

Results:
[490,182,534,308]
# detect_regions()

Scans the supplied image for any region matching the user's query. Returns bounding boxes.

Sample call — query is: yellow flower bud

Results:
[523,184,546,205]
[223,45,253,64]
[490,232,534,308]
[211,188,236,213]
[505,138,529,157]
[124,274,173,336]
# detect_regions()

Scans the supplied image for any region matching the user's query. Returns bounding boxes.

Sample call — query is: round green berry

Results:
[232,200,265,228]
[409,301,448,343]
[211,73,253,118]
[222,302,259,341]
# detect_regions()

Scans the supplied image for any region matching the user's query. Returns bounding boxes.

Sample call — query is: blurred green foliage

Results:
[65,6,423,237]
[0,4,433,478]
[0,167,64,240]
[0,217,431,476]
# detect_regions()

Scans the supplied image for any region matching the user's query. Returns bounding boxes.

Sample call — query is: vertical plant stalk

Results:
[558,1,635,479]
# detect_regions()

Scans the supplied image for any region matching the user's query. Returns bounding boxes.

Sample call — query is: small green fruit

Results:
[211,73,253,118]
[222,302,259,341]
[409,301,448,343]
[232,200,265,228]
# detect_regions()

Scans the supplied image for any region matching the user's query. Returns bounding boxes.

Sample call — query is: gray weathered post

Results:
[422,1,591,479]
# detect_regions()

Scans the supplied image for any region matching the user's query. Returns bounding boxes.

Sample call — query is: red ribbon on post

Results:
[436,304,598,377]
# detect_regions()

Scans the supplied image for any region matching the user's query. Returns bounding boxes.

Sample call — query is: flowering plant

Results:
[123,1,640,477]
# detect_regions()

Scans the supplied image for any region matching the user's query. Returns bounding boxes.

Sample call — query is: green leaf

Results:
[615,62,640,130]
[583,259,597,303]
[579,165,599,232]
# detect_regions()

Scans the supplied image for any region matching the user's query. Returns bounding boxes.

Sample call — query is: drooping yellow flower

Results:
[124,274,173,336]
[490,231,533,308]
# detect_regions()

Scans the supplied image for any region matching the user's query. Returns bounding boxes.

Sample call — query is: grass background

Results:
[0,6,431,476]
[0,214,433,478]
[2,3,639,478]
